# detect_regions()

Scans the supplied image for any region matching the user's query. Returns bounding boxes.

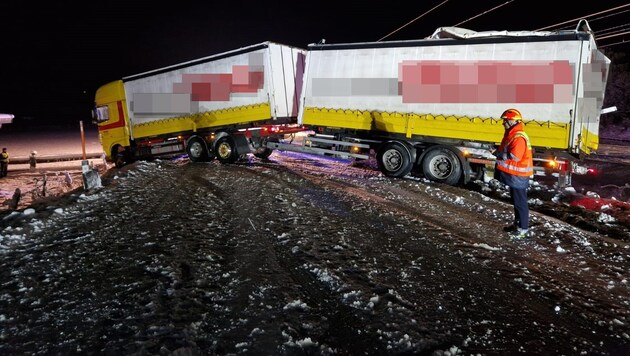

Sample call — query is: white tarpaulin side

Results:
[122,42,305,126]
[299,19,608,154]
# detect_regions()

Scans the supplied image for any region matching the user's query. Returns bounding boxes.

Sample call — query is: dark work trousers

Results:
[509,186,529,230]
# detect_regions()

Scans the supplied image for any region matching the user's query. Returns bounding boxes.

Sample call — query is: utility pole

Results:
[80,120,87,160]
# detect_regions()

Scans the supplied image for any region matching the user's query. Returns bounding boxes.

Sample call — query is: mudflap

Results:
[233,134,254,155]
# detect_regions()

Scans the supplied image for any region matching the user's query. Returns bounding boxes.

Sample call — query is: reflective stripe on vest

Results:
[496,131,533,176]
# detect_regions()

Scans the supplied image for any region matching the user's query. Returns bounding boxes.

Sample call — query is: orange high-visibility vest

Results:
[496,123,533,177]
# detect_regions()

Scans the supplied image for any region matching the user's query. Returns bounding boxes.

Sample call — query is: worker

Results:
[30,151,37,170]
[494,108,534,239]
[0,147,9,177]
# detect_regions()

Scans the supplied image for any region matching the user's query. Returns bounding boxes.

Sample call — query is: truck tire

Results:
[215,136,239,164]
[187,137,210,162]
[114,154,125,168]
[253,137,277,160]
[376,142,413,177]
[113,146,127,168]
[421,147,462,186]
[254,147,273,160]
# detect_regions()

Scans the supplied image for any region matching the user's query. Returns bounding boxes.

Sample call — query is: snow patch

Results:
[473,243,501,251]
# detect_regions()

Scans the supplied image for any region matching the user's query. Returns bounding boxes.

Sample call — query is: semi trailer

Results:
[92,42,306,167]
[92,20,610,186]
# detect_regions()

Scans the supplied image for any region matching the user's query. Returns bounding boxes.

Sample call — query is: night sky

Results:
[1,0,628,129]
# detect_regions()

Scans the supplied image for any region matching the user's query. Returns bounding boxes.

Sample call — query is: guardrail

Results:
[9,152,105,165]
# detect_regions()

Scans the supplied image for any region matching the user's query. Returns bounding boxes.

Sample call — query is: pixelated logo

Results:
[132,53,265,115]
[312,60,576,104]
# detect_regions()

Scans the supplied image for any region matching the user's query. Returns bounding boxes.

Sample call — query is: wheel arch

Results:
[109,144,123,161]
[111,143,132,168]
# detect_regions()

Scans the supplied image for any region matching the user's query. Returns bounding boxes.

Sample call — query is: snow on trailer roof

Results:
[428,19,595,40]
[307,19,596,50]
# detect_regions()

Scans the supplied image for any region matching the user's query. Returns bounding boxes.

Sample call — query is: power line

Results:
[598,27,630,42]
[598,30,630,42]
[378,2,629,48]
[590,10,630,47]
[546,8,630,32]
[587,8,630,29]
[535,3,630,31]
[377,0,449,42]
[596,21,630,37]
[452,1,514,28]
[600,37,630,49]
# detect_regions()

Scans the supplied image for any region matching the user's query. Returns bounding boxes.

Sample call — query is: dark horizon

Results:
[2,1,629,127]
[0,118,99,133]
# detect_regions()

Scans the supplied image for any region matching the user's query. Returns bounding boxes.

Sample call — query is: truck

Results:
[92,42,307,167]
[92,20,611,186]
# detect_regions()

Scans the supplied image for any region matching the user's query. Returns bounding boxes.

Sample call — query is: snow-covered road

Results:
[1,153,628,354]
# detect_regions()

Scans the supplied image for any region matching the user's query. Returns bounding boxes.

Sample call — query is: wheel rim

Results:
[189,141,203,158]
[382,149,402,172]
[428,155,452,179]
[217,142,232,159]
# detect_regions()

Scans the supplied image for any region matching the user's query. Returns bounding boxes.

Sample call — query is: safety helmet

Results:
[501,108,523,121]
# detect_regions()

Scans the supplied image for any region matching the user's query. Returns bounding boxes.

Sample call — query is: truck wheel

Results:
[254,148,273,160]
[187,137,209,162]
[113,146,126,168]
[421,147,462,186]
[215,136,239,164]
[376,142,413,177]
[114,154,125,168]
[254,137,276,160]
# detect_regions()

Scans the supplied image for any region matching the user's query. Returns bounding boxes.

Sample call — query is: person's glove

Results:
[494,151,507,160]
